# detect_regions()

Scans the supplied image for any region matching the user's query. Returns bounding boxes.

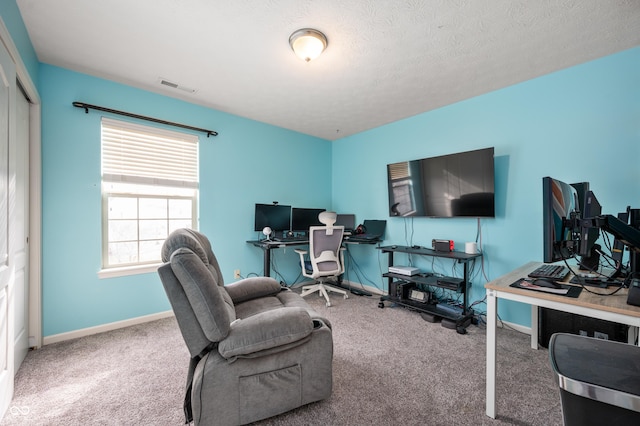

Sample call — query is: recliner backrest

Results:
[159,228,236,357]
[161,228,224,287]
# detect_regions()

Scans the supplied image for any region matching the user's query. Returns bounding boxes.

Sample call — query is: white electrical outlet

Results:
[234,269,241,279]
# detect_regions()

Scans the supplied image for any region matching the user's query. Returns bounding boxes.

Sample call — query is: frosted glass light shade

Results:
[289,29,328,62]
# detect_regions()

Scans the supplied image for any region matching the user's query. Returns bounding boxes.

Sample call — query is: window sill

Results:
[98,263,162,279]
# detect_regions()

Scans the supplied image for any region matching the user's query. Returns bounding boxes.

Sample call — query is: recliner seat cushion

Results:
[218,307,313,358]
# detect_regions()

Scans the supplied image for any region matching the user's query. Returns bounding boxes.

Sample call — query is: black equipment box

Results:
[389,280,414,300]
[538,307,628,349]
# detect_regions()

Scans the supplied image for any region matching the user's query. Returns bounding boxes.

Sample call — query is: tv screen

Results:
[254,204,291,232]
[387,147,495,218]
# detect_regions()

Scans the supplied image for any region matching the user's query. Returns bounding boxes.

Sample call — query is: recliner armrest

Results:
[225,276,282,304]
[218,307,313,359]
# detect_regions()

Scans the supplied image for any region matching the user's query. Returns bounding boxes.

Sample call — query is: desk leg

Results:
[530,304,539,349]
[263,248,271,277]
[486,288,497,418]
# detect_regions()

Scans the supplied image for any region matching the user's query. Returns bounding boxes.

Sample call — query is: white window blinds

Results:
[388,161,410,181]
[101,117,199,188]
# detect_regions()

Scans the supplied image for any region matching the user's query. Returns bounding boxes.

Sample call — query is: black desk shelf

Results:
[377,245,481,332]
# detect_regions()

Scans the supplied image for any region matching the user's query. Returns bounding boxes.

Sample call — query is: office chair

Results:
[295,211,349,307]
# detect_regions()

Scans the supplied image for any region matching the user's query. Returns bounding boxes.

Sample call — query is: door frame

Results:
[0,18,42,349]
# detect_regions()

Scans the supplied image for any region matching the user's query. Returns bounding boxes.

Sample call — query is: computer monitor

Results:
[335,214,356,232]
[254,203,291,232]
[542,177,580,263]
[578,190,602,270]
[291,208,325,232]
[610,211,629,277]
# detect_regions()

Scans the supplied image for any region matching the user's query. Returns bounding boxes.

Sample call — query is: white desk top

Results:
[485,261,640,320]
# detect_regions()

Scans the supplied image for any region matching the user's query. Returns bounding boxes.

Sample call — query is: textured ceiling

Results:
[16,0,640,141]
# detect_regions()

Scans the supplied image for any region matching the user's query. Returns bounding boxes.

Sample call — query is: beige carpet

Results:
[1,292,562,425]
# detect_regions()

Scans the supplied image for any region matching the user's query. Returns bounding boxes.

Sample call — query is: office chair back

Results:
[307,211,345,277]
[309,227,344,275]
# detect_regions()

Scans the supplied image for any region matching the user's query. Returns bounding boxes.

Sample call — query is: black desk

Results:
[247,239,308,277]
[247,238,381,296]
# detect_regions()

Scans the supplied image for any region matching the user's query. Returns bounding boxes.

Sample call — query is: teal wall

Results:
[3,2,639,335]
[333,47,640,326]
[0,0,38,83]
[38,65,331,336]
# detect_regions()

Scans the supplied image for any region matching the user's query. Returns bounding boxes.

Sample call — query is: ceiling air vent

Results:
[159,78,196,93]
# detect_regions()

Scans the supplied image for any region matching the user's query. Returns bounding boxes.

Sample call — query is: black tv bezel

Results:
[386,147,495,218]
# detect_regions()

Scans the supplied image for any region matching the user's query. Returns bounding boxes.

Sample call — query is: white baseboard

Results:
[43,310,175,346]
[498,320,531,336]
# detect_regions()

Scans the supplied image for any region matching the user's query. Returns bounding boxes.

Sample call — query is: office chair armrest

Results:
[218,307,313,358]
[225,276,282,304]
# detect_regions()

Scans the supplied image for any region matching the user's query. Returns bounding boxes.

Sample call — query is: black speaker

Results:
[627,279,640,307]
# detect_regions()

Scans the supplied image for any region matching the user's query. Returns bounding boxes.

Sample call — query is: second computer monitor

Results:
[291,208,325,232]
[579,190,602,256]
[336,214,356,232]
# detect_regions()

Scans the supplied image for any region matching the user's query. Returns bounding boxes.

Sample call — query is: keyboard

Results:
[272,236,307,243]
[528,264,570,281]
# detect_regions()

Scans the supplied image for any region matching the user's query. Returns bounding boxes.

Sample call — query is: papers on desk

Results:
[509,278,583,298]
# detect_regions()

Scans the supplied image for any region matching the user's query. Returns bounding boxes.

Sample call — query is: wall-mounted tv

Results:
[387,147,495,218]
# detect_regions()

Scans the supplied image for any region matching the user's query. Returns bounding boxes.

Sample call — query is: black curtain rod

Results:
[72,101,218,137]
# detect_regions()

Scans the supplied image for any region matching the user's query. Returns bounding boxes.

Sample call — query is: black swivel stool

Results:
[549,333,640,426]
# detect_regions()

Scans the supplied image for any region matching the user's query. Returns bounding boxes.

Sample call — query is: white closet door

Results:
[0,37,16,418]
[13,86,29,372]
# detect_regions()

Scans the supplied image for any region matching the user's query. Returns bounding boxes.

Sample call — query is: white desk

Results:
[485,261,640,419]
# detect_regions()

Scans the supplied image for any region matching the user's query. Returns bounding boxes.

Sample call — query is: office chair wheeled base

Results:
[301,282,348,307]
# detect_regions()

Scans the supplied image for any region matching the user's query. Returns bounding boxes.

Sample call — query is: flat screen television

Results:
[387,147,495,218]
[254,204,291,232]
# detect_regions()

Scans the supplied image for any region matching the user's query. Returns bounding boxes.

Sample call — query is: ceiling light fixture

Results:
[289,28,328,62]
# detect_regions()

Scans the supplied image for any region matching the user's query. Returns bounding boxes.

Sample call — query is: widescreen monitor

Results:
[291,208,325,232]
[542,177,580,263]
[254,204,291,232]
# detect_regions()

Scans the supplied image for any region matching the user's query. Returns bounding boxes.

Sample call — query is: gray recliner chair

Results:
[158,228,333,425]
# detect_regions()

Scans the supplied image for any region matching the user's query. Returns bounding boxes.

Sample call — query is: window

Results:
[101,118,198,272]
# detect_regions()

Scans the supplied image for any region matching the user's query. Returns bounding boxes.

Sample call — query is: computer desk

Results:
[485,261,640,419]
[247,237,380,295]
[247,239,308,277]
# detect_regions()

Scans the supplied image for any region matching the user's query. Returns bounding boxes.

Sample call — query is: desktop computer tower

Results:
[538,307,628,349]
